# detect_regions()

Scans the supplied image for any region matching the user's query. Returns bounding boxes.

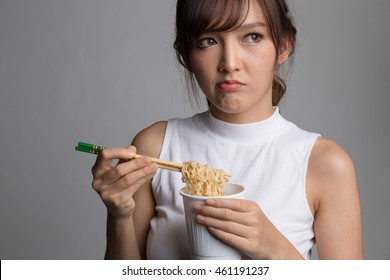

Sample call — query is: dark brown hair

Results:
[174,0,297,107]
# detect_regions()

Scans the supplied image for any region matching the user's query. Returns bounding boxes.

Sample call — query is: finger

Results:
[97,147,136,167]
[104,161,157,195]
[207,224,265,260]
[100,172,155,207]
[196,213,250,238]
[207,225,249,249]
[117,146,137,164]
[101,156,156,185]
[118,171,156,198]
[195,199,251,223]
[92,147,135,177]
[204,198,252,212]
[196,200,261,228]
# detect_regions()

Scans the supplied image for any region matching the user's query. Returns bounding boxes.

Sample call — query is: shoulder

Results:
[132,121,168,158]
[306,137,358,212]
[306,138,363,259]
[308,137,355,179]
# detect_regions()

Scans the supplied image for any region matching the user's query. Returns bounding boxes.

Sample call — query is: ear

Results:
[278,38,292,65]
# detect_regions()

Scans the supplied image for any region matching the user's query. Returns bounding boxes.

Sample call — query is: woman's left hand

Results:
[194,198,303,260]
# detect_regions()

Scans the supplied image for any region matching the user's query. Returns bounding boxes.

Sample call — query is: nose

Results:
[218,41,242,73]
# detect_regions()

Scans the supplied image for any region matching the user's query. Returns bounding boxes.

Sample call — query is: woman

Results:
[91,0,363,259]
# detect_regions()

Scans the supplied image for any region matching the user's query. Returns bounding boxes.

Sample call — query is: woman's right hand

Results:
[91,146,157,220]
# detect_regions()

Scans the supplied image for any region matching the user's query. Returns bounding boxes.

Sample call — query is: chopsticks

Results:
[75,141,183,172]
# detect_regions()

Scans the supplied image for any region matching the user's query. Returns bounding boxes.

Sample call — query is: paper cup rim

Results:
[179,183,245,200]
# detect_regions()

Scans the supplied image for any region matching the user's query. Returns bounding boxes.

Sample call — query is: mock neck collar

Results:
[202,107,290,144]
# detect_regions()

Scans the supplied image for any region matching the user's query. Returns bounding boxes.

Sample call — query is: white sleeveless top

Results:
[147,108,320,259]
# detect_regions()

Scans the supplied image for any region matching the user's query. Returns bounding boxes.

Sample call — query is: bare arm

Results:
[92,121,167,259]
[306,138,363,259]
[131,121,167,259]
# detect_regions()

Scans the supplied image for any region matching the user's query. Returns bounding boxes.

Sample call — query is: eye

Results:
[197,38,217,48]
[243,32,264,44]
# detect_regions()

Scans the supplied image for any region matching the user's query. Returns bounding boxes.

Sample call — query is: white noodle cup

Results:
[180,183,246,260]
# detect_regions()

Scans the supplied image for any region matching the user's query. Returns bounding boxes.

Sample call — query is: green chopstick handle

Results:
[75,142,105,155]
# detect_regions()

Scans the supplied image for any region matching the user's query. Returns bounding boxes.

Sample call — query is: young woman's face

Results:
[189,0,280,123]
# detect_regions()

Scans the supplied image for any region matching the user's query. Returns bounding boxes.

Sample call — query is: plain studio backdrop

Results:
[0,0,389,260]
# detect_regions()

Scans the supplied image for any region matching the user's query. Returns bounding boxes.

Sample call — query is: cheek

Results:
[189,55,214,86]
[191,64,206,83]
[261,45,277,65]
[256,40,277,58]
[248,47,277,75]
[190,53,211,74]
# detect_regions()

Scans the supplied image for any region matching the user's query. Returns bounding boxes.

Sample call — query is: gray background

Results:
[0,0,389,260]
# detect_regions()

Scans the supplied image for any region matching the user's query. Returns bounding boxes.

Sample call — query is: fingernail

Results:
[142,156,151,164]
[145,163,157,173]
[127,150,135,158]
[193,204,202,210]
[206,199,215,205]
[150,163,157,171]
[196,214,205,222]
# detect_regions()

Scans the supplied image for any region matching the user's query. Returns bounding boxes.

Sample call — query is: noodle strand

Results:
[181,161,229,196]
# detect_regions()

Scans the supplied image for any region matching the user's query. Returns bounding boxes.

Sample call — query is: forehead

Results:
[246,0,267,25]
[205,0,267,33]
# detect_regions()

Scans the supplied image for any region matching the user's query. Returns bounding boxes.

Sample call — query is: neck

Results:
[209,104,275,124]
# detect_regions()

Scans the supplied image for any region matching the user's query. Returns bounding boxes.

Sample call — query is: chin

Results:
[221,101,244,113]
[214,97,242,111]
[211,104,244,116]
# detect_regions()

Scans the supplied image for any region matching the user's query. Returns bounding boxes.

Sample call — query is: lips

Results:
[217,80,245,91]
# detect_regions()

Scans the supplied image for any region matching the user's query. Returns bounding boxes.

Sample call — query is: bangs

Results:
[187,0,250,44]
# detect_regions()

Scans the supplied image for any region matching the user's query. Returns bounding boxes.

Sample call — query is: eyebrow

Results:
[203,21,268,36]
[240,22,268,30]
